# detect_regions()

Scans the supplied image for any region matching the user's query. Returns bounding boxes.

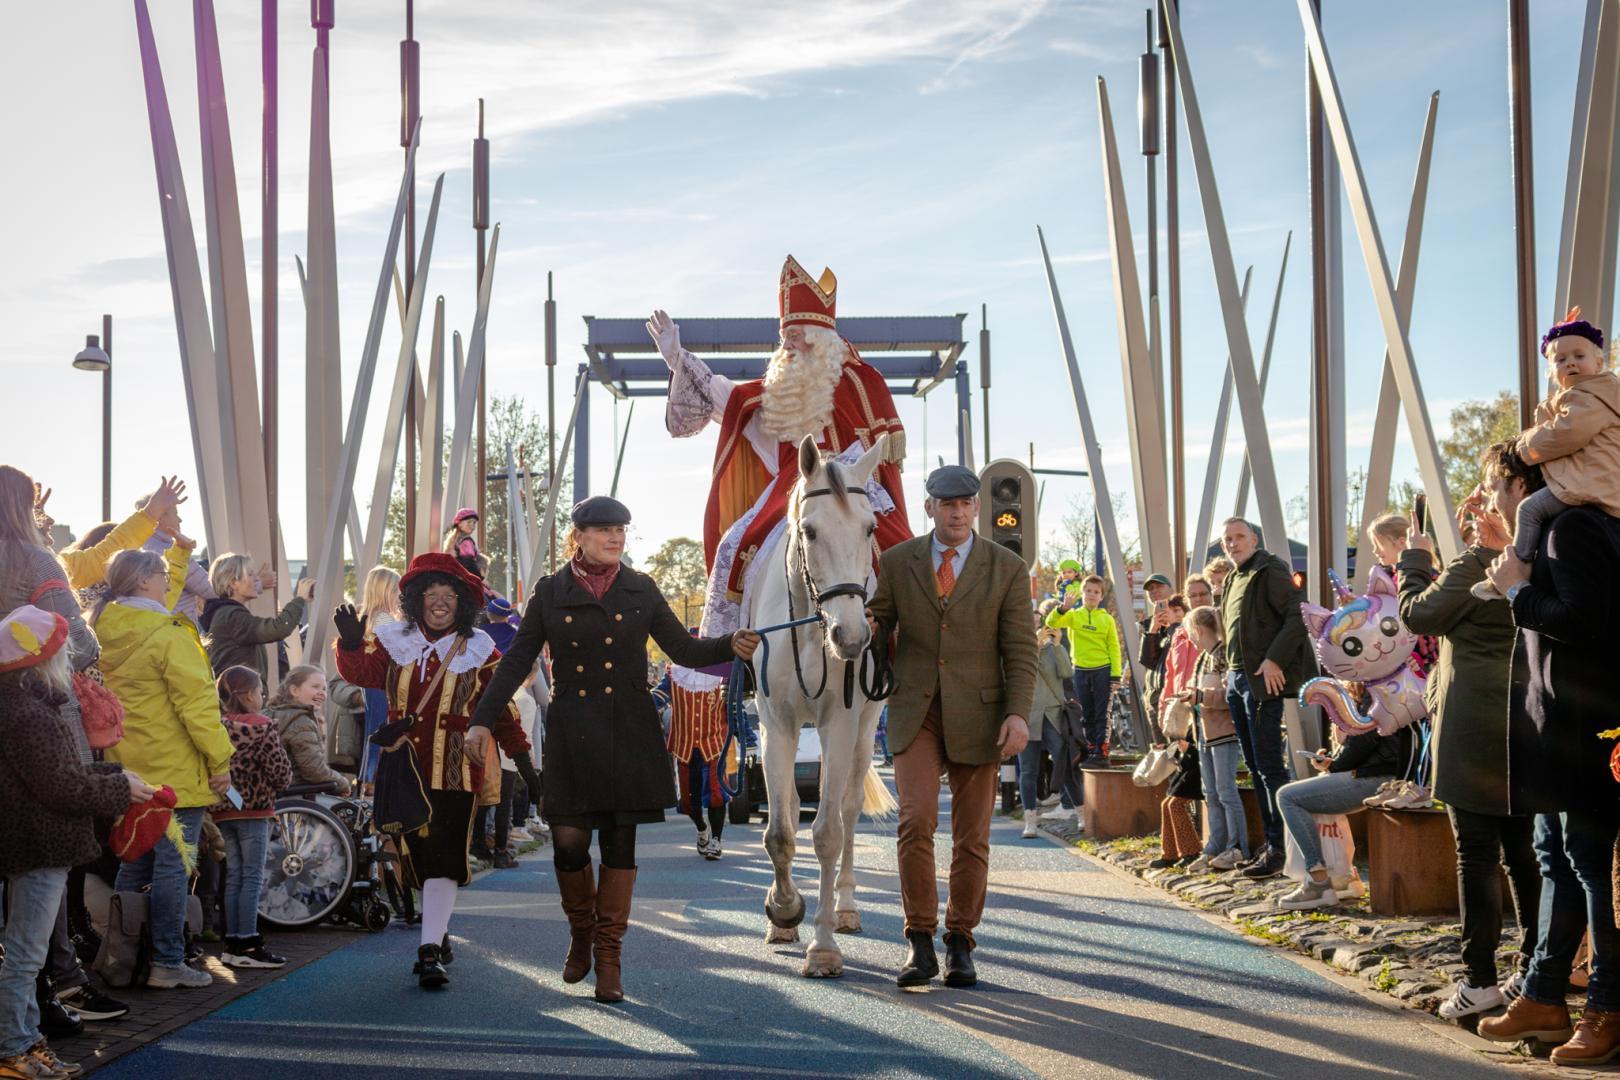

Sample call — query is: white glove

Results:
[646,309,682,370]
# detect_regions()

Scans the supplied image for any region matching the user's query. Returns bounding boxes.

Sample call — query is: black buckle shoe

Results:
[440,934,455,966]
[414,944,449,988]
[896,930,939,988]
[942,932,977,988]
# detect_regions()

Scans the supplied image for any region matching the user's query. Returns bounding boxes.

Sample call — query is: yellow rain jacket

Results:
[97,602,234,808]
[61,511,158,590]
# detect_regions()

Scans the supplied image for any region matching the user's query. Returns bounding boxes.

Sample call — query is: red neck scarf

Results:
[570,553,620,600]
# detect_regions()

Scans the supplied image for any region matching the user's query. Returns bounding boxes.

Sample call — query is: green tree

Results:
[644,536,708,626]
[1438,391,1521,506]
[379,394,570,600]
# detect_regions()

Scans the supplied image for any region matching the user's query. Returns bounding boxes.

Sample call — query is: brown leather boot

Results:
[1477,995,1573,1044]
[592,866,637,1003]
[1551,1009,1620,1066]
[555,863,597,984]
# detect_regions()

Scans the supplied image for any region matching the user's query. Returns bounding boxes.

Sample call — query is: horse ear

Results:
[797,435,820,481]
[1300,602,1331,638]
[849,435,887,488]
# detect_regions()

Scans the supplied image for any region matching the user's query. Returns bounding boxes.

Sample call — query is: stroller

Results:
[257,781,414,932]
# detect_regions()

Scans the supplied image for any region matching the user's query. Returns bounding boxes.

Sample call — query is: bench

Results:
[1082,768,1167,840]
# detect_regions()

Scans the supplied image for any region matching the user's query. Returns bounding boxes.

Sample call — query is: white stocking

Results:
[419,877,458,948]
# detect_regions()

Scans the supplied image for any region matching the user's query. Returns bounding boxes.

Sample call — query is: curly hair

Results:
[400,571,479,637]
[1481,439,1546,495]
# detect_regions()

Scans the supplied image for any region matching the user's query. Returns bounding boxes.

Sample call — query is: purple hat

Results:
[452,507,479,526]
[1543,306,1605,354]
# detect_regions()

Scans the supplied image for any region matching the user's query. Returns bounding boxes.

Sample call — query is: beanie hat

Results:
[0,605,69,673]
[1543,306,1606,355]
[110,786,197,873]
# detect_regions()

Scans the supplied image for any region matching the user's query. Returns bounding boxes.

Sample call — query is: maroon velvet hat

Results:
[400,551,485,596]
[1543,305,1606,354]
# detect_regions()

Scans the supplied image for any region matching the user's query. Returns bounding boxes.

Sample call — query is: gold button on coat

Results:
[576,665,585,673]
[615,614,623,621]
[564,615,573,624]
[604,637,613,645]
[605,686,614,694]
[604,661,614,670]
[577,689,586,697]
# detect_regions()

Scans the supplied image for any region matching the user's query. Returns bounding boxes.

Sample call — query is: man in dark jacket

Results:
[1477,503,1620,1064]
[1136,572,1175,740]
[1218,517,1313,880]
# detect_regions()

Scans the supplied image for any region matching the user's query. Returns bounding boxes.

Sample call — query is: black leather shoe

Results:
[1242,849,1286,880]
[896,930,939,988]
[38,992,84,1039]
[942,932,977,988]
[413,944,449,988]
[440,934,455,966]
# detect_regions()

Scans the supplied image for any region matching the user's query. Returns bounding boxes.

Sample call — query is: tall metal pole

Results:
[545,271,557,569]
[401,0,419,559]
[262,0,278,578]
[101,316,113,522]
[1307,0,1334,606]
[1140,11,1161,405]
[1157,0,1184,579]
[979,305,991,464]
[474,98,490,550]
[1508,0,1538,427]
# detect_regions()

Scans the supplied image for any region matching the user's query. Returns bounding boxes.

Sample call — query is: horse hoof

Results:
[764,893,806,930]
[802,948,844,979]
[833,910,862,934]
[765,924,800,944]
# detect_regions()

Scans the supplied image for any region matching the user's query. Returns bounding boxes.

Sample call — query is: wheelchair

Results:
[258,781,413,932]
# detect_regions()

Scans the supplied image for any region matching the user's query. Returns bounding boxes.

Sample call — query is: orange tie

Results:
[936,546,957,599]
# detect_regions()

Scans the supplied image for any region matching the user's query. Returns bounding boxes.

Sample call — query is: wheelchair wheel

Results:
[260,798,357,928]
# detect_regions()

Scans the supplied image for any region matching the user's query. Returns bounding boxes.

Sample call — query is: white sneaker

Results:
[1383,784,1434,810]
[1044,807,1077,821]
[1502,971,1527,1004]
[1037,794,1062,808]
[147,963,213,989]
[509,826,531,842]
[1278,878,1338,910]
[1186,853,1215,873]
[702,836,722,861]
[1209,848,1245,871]
[1363,780,1410,809]
[695,825,711,856]
[1022,816,1039,839]
[1437,978,1505,1020]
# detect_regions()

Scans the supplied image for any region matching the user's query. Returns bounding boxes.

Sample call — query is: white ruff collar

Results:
[374,620,494,680]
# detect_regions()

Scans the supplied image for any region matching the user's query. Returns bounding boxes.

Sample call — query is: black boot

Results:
[440,934,455,966]
[896,930,939,988]
[37,976,83,1039]
[413,943,449,988]
[942,931,977,988]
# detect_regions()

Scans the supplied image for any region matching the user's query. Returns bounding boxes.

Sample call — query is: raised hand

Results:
[333,603,367,649]
[296,577,317,601]
[645,309,682,369]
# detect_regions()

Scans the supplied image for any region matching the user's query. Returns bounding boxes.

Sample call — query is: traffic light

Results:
[978,459,1038,567]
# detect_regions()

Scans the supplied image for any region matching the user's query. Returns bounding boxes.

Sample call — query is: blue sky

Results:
[0,0,1597,569]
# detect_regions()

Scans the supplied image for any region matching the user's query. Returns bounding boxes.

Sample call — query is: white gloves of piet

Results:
[646,309,682,370]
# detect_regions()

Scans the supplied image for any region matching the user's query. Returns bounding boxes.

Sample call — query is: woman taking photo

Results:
[468,496,760,1004]
[95,549,236,989]
[333,553,537,989]
[200,553,314,683]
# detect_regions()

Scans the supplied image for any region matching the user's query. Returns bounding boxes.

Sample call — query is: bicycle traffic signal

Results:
[977,459,1038,568]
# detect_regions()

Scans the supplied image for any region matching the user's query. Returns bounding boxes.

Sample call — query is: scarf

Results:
[570,553,620,600]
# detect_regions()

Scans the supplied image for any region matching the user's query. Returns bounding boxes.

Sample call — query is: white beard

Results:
[758,329,844,444]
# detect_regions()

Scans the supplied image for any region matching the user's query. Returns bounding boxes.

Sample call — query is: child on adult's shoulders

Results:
[1477,307,1620,600]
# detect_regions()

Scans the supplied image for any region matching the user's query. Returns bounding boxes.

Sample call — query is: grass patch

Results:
[1237,919,1293,947]
[1073,838,1102,855]
[1373,958,1400,993]
[1106,835,1163,856]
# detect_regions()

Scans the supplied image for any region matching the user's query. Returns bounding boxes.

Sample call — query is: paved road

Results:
[97,783,1518,1078]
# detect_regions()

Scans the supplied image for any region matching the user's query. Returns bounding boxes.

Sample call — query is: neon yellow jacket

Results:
[61,511,158,590]
[1045,603,1121,677]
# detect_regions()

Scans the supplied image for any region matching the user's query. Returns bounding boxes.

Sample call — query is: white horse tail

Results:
[861,764,898,821]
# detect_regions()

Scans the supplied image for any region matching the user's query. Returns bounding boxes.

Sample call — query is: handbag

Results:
[73,664,125,750]
[1132,747,1177,788]
[373,639,463,836]
[93,890,204,988]
[1162,695,1195,741]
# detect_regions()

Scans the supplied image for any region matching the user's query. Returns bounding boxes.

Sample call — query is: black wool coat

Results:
[1507,507,1620,821]
[0,682,131,877]
[471,566,735,818]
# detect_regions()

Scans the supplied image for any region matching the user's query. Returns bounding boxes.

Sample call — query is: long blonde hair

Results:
[358,567,401,621]
[90,548,167,626]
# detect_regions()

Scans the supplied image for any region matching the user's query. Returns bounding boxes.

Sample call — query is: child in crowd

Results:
[267,666,351,797]
[443,508,483,580]
[1181,606,1248,873]
[1475,307,1620,599]
[1045,575,1121,766]
[212,666,293,969]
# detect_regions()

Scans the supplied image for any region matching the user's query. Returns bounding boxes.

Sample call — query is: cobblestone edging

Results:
[1034,817,1531,1016]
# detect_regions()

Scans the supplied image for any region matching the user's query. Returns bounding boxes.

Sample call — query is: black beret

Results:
[570,495,632,527]
[925,465,981,499]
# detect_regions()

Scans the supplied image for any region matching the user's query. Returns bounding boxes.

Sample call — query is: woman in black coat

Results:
[469,496,758,1003]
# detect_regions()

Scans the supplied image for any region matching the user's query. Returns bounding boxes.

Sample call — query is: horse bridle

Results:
[783,483,894,706]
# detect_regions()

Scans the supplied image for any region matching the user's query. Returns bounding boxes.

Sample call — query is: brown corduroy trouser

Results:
[893,705,998,942]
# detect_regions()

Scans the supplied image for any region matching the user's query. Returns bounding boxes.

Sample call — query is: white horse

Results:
[750,434,897,978]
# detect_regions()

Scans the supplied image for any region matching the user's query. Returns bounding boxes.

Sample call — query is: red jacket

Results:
[1159,626,1199,725]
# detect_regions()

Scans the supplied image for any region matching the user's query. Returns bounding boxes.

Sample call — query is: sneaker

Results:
[0,1050,63,1079]
[1037,794,1062,808]
[1361,780,1404,808]
[26,1044,78,1078]
[1209,848,1245,871]
[702,837,722,861]
[1501,971,1527,1004]
[1021,816,1038,839]
[1043,807,1077,821]
[1383,784,1434,810]
[221,937,287,969]
[1176,853,1201,867]
[1148,856,1179,869]
[55,985,129,1022]
[1437,979,1505,1020]
[1243,849,1287,880]
[1278,877,1338,910]
[695,825,712,856]
[508,827,532,842]
[1186,853,1215,873]
[146,963,213,989]
[1469,578,1505,602]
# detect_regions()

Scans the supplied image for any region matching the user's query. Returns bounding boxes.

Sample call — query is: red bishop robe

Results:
[703,354,911,598]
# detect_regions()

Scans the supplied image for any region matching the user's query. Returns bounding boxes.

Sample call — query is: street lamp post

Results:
[73,317,113,521]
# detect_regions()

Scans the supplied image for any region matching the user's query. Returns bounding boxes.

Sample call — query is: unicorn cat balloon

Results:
[1298,567,1428,736]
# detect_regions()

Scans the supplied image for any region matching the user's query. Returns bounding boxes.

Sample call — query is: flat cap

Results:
[925,465,981,500]
[570,495,632,527]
